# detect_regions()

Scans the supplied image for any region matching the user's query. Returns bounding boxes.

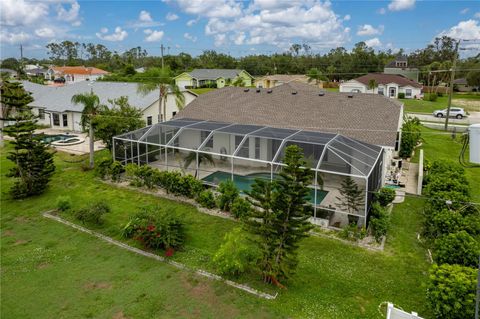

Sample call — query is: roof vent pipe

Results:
[256,88,261,93]
[291,91,297,95]
[348,93,354,98]
[267,89,273,93]
[318,91,325,96]
[244,88,250,92]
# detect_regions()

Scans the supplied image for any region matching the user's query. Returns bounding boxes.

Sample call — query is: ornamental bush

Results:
[74,201,111,225]
[217,180,239,212]
[422,209,465,239]
[339,223,367,241]
[433,231,480,267]
[95,157,113,179]
[369,202,390,243]
[427,264,476,319]
[197,189,217,209]
[399,116,421,158]
[56,195,72,212]
[109,161,125,182]
[374,187,396,207]
[398,92,405,99]
[231,197,251,219]
[213,227,260,276]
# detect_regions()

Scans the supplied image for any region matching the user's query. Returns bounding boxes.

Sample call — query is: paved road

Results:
[406,112,480,125]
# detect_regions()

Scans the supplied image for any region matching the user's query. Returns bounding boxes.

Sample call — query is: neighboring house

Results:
[454,78,478,92]
[255,74,312,88]
[174,69,254,89]
[0,68,18,78]
[114,82,403,228]
[25,67,47,77]
[384,55,420,82]
[21,81,197,132]
[339,73,422,99]
[45,66,110,84]
[135,67,146,73]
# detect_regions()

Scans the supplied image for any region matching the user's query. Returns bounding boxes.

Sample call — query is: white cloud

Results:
[144,29,164,42]
[35,27,56,38]
[0,30,31,44]
[388,0,415,12]
[357,24,384,36]
[56,0,81,25]
[460,8,469,14]
[186,19,197,26]
[139,10,153,22]
[100,27,108,34]
[474,12,480,18]
[96,26,128,41]
[175,1,350,49]
[365,37,382,47]
[438,19,480,41]
[183,32,197,42]
[166,12,179,21]
[377,8,386,15]
[343,14,351,21]
[0,0,48,26]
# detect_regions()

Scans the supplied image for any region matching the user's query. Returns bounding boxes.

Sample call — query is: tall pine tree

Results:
[335,177,365,217]
[2,81,55,198]
[245,145,314,286]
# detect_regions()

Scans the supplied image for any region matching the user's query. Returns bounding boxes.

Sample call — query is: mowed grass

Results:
[190,88,216,95]
[1,144,431,318]
[411,125,480,202]
[403,93,480,113]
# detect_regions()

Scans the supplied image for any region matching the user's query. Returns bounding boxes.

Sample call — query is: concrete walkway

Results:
[404,162,419,195]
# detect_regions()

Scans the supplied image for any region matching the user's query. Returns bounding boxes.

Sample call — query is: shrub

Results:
[437,92,443,97]
[56,195,72,212]
[74,201,111,225]
[122,207,185,253]
[422,209,465,239]
[369,202,390,243]
[95,157,113,179]
[217,180,239,212]
[213,227,260,276]
[424,175,469,197]
[197,189,217,209]
[424,93,438,101]
[433,231,480,267]
[109,161,125,182]
[125,164,157,188]
[177,174,203,198]
[427,264,476,319]
[398,92,405,99]
[374,187,396,207]
[339,223,367,241]
[399,116,421,158]
[231,197,251,219]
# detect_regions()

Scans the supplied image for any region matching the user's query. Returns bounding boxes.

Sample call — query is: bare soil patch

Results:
[83,281,113,290]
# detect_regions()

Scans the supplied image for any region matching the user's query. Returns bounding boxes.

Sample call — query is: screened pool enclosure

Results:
[113,118,384,227]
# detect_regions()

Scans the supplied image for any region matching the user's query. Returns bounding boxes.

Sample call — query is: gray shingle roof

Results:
[20,81,194,113]
[353,73,422,88]
[187,69,244,80]
[177,82,403,147]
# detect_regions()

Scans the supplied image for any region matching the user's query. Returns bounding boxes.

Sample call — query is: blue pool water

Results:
[35,134,78,144]
[202,171,328,205]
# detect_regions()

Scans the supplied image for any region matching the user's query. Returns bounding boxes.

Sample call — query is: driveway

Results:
[406,112,480,125]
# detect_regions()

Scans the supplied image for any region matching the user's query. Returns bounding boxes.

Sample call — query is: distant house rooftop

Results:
[177,82,403,147]
[353,73,422,88]
[453,78,468,85]
[187,69,245,80]
[385,55,418,69]
[50,66,109,76]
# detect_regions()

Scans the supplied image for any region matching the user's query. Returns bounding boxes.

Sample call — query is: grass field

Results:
[190,88,216,95]
[402,93,480,113]
[1,144,433,318]
[411,125,480,202]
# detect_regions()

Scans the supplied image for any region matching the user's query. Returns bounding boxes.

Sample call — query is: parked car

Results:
[433,107,465,119]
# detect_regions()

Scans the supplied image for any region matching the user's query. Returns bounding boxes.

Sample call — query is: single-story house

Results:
[255,74,313,88]
[20,81,197,132]
[45,66,110,84]
[113,82,403,227]
[454,78,478,92]
[384,55,420,82]
[0,68,18,78]
[340,73,422,99]
[174,69,254,89]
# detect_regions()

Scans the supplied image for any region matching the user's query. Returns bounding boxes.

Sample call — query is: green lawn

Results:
[402,93,480,113]
[411,125,480,202]
[1,144,432,318]
[190,88,216,95]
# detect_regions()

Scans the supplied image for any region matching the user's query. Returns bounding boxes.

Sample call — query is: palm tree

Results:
[183,151,215,178]
[306,68,327,87]
[368,79,378,94]
[137,68,185,123]
[71,91,105,168]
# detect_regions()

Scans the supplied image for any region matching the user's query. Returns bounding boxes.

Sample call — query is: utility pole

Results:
[160,44,165,69]
[444,40,460,131]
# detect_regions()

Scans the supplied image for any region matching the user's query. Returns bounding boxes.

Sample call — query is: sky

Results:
[0,0,479,59]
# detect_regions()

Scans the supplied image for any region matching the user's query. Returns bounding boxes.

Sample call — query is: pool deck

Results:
[35,128,106,155]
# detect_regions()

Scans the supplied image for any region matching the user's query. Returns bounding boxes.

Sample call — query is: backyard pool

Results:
[202,171,328,205]
[36,134,78,144]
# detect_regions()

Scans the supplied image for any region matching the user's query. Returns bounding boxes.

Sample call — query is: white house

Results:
[340,73,422,99]
[45,66,109,84]
[20,81,197,132]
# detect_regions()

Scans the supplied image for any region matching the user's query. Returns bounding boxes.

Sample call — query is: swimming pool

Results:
[202,171,328,205]
[35,134,78,144]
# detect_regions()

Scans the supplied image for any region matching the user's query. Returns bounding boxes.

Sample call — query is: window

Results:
[147,116,152,126]
[38,109,45,119]
[405,89,412,97]
[235,135,248,157]
[378,87,384,95]
[62,114,68,127]
[255,137,260,159]
[172,111,177,117]
[201,131,213,149]
[53,113,60,126]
